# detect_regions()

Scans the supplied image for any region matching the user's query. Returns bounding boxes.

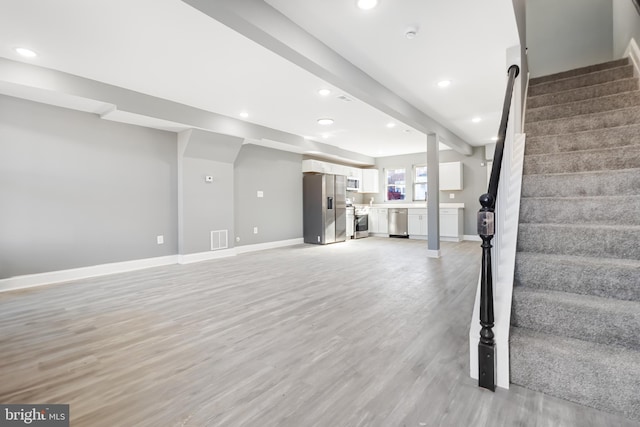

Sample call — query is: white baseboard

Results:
[0,255,179,293]
[625,38,640,76]
[463,235,482,242]
[235,238,304,254]
[0,238,305,293]
[427,249,441,258]
[178,248,237,264]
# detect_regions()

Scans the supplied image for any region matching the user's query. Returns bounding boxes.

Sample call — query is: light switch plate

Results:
[257,190,264,198]
[449,193,455,199]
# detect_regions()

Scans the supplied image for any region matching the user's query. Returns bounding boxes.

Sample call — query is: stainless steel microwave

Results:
[346,177,360,191]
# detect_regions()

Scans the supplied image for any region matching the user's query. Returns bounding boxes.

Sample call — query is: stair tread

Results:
[521,194,640,201]
[513,287,640,313]
[528,77,639,108]
[527,90,640,122]
[529,65,635,97]
[510,326,640,421]
[522,166,640,178]
[526,105,640,128]
[524,142,640,159]
[520,222,640,230]
[529,58,630,86]
[515,251,640,268]
[526,123,640,155]
[524,105,640,137]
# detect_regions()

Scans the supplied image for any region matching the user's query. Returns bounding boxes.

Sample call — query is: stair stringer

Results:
[469,132,526,389]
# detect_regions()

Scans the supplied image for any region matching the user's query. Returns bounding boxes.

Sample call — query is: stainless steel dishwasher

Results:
[388,208,408,237]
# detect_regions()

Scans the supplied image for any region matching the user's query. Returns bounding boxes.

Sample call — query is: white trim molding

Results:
[426,249,441,258]
[0,238,307,293]
[178,248,237,264]
[0,255,179,293]
[235,238,304,254]
[625,38,640,76]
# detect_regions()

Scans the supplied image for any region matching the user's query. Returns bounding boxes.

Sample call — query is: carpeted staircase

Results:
[510,57,640,421]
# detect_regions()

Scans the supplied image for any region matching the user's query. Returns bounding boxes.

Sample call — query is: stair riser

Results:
[527,92,640,123]
[525,125,640,155]
[529,58,630,86]
[510,328,640,421]
[511,290,640,350]
[529,66,635,97]
[524,107,640,136]
[528,78,639,109]
[523,146,640,175]
[521,170,640,197]
[517,224,640,260]
[519,197,640,225]
[514,254,640,302]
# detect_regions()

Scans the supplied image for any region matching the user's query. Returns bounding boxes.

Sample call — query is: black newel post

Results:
[478,192,496,391]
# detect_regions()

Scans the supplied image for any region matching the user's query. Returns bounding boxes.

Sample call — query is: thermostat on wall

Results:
[205,176,213,183]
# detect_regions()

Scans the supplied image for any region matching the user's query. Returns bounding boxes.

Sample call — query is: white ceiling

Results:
[0,0,519,159]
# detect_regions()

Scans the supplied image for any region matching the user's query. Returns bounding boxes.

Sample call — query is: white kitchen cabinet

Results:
[439,161,463,190]
[440,208,464,241]
[408,208,427,238]
[368,208,388,234]
[360,169,379,193]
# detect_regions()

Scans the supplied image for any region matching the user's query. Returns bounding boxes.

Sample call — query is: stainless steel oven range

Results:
[354,208,369,239]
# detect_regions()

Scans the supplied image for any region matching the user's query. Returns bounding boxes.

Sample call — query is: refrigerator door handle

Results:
[327,196,333,210]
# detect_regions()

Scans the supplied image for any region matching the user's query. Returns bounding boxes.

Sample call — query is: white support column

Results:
[426,133,440,258]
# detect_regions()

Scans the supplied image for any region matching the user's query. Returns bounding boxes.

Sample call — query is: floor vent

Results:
[210,230,228,251]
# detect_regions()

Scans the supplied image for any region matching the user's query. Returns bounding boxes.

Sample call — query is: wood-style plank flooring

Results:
[1,238,638,426]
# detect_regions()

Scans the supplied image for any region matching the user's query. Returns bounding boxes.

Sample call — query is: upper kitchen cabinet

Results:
[360,169,379,193]
[439,161,463,191]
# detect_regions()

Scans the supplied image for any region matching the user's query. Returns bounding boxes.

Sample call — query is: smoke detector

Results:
[405,27,419,39]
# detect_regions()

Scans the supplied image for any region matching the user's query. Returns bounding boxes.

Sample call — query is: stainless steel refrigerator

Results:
[303,174,346,244]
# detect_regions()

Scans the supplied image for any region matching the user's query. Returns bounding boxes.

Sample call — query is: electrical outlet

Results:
[157,235,164,245]
[257,190,264,198]
[253,227,258,234]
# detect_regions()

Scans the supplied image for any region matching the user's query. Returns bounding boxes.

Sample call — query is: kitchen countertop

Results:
[353,203,464,209]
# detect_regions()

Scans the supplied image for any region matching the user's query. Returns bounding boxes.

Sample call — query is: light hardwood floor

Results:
[1,238,638,426]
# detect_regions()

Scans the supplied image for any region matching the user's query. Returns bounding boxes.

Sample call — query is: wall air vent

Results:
[210,230,228,251]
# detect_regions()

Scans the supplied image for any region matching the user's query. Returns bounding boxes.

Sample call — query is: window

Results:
[386,168,406,201]
[414,165,427,201]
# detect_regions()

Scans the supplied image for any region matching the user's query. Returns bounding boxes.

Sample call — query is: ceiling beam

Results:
[181,0,474,156]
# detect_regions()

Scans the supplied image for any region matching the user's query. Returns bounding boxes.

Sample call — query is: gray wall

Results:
[613,0,640,57]
[234,144,303,246]
[527,0,613,77]
[370,149,487,237]
[182,158,235,254]
[179,130,241,255]
[0,95,177,278]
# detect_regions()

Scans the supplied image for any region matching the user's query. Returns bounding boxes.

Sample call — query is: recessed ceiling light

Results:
[491,136,499,141]
[317,118,334,126]
[386,122,396,128]
[15,47,37,58]
[472,117,482,123]
[318,89,331,96]
[357,0,378,10]
[437,80,451,88]
[239,111,249,118]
